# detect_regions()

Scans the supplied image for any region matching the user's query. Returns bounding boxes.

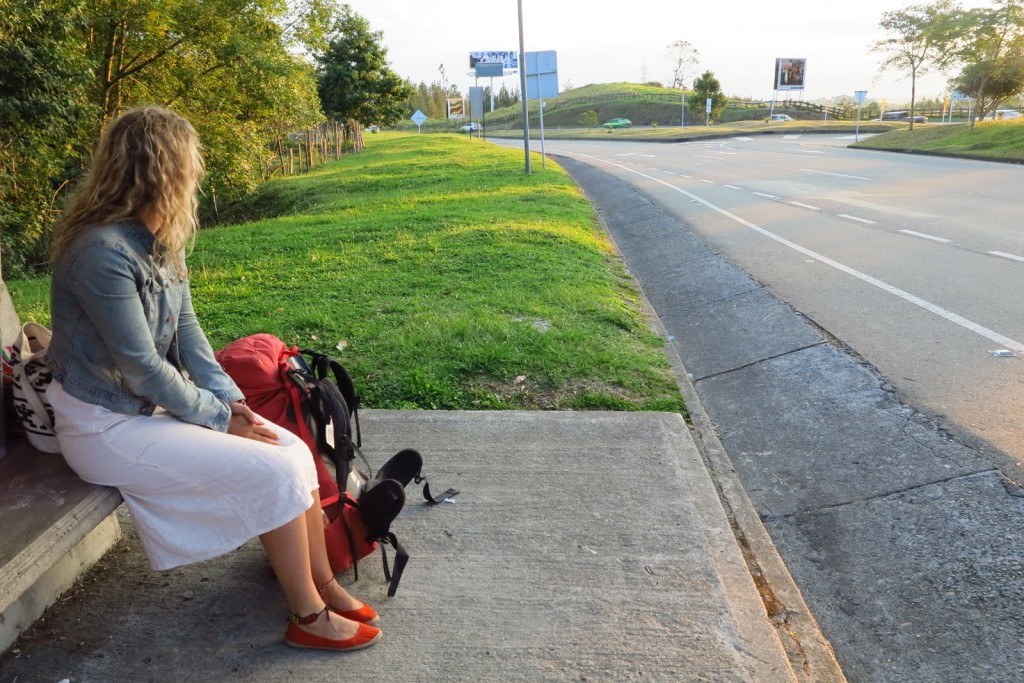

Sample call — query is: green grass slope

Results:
[8,133,685,414]
[853,118,1024,162]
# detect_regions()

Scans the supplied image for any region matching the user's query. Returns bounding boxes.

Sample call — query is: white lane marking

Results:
[989,251,1024,263]
[734,137,754,141]
[783,134,802,139]
[724,185,743,190]
[678,174,692,178]
[900,229,951,243]
[718,152,739,155]
[693,155,722,160]
[789,201,821,211]
[617,153,655,157]
[559,150,1024,355]
[754,192,778,199]
[839,213,877,224]
[663,170,675,175]
[787,148,824,154]
[802,168,873,181]
[700,179,715,184]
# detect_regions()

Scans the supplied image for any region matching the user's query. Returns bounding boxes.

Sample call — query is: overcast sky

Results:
[343,0,994,104]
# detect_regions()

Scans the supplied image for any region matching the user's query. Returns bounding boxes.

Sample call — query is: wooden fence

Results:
[267,119,364,179]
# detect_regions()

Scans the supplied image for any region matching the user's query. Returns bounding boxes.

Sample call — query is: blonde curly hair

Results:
[52,106,204,267]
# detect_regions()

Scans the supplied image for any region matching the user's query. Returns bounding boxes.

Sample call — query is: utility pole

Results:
[518,0,531,174]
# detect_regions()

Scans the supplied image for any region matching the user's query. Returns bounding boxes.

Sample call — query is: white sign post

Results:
[854,90,867,142]
[411,109,427,133]
[525,50,558,169]
[705,97,712,127]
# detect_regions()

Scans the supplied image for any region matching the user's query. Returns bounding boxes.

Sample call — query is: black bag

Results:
[284,348,460,595]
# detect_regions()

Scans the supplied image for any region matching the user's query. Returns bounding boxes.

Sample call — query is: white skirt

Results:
[47,381,317,570]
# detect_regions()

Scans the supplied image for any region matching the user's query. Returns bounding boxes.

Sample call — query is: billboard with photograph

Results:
[774,58,807,91]
[446,98,465,119]
[469,51,519,70]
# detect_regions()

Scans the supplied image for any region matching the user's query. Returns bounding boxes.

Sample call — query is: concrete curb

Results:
[583,165,847,683]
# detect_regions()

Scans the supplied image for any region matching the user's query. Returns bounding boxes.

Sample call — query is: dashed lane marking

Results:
[802,168,872,181]
[988,251,1024,263]
[839,214,877,224]
[789,201,821,210]
[724,185,742,190]
[900,229,951,243]
[554,150,1024,356]
[754,192,778,199]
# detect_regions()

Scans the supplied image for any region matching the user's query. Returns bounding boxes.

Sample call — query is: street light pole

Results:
[517,0,531,174]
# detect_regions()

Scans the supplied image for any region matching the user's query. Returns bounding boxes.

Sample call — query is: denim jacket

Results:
[47,219,243,431]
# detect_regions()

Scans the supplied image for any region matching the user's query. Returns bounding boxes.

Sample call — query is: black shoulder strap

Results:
[302,349,361,447]
[379,532,409,597]
[419,476,460,505]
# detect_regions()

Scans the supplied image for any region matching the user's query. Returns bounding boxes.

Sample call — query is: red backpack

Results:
[216,334,458,595]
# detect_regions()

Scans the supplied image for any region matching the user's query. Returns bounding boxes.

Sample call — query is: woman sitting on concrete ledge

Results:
[45,106,380,652]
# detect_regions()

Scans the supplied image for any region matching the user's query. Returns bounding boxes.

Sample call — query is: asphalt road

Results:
[498,134,1024,477]
[531,141,1024,682]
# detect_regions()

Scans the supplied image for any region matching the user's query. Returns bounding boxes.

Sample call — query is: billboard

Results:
[774,58,807,91]
[446,98,465,119]
[470,51,519,70]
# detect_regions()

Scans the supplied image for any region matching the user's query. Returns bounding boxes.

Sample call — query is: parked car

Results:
[460,122,481,132]
[602,118,632,129]
[882,111,928,123]
[981,109,1021,120]
[366,124,380,133]
[769,114,793,122]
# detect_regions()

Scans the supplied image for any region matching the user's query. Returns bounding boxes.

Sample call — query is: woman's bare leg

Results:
[306,490,366,612]
[260,506,359,638]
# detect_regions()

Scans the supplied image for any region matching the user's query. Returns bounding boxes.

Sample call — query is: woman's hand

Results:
[227,401,280,444]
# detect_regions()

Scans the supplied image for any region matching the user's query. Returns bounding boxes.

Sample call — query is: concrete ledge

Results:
[0,442,123,652]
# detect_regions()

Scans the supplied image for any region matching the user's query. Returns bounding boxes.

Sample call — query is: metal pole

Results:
[855,103,861,142]
[539,98,546,168]
[517,0,531,174]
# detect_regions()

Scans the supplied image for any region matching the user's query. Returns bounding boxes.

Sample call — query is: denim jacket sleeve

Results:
[176,272,244,404]
[69,244,232,431]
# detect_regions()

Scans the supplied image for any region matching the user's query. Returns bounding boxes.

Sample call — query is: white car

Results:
[460,122,481,132]
[769,114,793,122]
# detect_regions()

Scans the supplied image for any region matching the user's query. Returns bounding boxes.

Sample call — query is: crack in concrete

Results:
[658,283,767,322]
[765,468,1001,521]
[690,341,827,382]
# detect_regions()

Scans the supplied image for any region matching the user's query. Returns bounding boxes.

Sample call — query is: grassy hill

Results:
[7,134,686,413]
[852,118,1024,162]
[404,82,842,134]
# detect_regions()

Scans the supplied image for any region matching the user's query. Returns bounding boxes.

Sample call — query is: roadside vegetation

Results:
[852,117,1024,160]
[6,134,686,414]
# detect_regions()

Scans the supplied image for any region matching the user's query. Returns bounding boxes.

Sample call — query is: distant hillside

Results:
[400,83,843,132]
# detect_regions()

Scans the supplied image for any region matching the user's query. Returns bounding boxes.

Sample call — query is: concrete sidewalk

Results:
[3,410,797,682]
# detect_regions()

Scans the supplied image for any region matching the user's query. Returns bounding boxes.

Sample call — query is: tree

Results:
[948,0,1024,126]
[580,110,598,128]
[0,0,329,271]
[0,0,95,275]
[872,0,958,130]
[316,5,413,126]
[687,71,725,122]
[667,40,700,90]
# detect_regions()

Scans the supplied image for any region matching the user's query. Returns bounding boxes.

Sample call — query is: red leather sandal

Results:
[318,578,380,625]
[284,606,382,651]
